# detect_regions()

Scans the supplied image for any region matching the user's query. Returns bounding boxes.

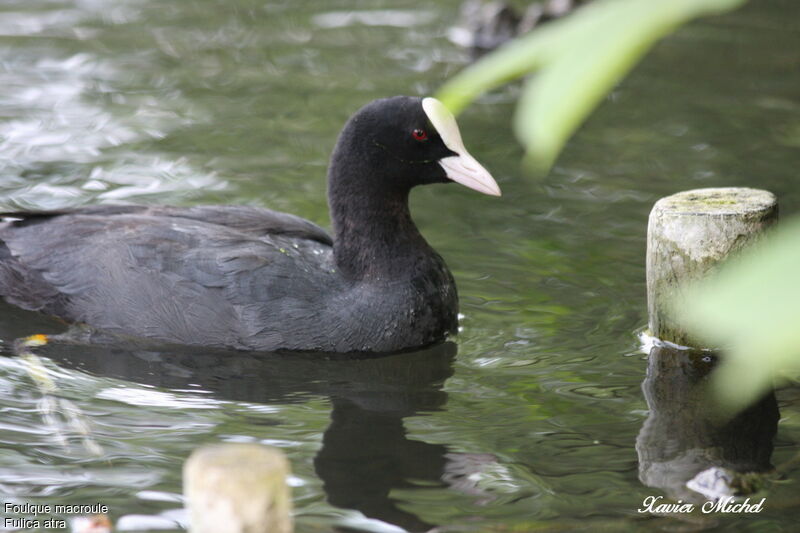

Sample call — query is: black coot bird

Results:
[0,96,500,352]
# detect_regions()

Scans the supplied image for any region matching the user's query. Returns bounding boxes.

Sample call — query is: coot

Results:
[0,96,499,352]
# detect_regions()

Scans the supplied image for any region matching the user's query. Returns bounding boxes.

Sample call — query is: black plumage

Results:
[0,96,498,352]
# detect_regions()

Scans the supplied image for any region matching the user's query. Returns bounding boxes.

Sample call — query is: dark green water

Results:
[0,0,798,531]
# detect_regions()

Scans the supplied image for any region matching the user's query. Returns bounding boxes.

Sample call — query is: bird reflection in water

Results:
[5,312,469,532]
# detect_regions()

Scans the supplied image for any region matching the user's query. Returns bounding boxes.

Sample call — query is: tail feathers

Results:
[0,241,69,316]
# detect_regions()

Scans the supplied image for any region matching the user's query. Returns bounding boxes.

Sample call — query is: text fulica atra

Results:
[0,96,499,352]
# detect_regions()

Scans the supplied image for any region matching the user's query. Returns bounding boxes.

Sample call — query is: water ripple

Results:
[96,386,224,410]
[312,10,436,29]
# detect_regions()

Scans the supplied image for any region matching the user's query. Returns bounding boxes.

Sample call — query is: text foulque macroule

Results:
[4,502,110,529]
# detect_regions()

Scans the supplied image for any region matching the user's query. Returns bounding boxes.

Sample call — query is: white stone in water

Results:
[184,443,292,533]
[646,187,778,348]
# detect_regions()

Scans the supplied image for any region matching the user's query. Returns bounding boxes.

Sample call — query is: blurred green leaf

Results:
[674,217,800,414]
[436,0,747,169]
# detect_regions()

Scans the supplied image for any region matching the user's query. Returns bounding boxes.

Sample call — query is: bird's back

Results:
[0,205,340,350]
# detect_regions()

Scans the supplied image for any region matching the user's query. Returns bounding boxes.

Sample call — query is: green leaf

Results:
[674,216,800,414]
[435,0,747,170]
[436,10,598,115]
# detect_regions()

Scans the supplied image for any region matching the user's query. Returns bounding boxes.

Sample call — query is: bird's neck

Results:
[328,176,432,281]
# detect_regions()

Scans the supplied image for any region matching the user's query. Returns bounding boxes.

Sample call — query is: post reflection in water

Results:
[18,319,457,532]
[636,344,779,503]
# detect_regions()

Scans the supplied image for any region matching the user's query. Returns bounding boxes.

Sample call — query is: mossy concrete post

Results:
[646,187,778,347]
[184,443,293,533]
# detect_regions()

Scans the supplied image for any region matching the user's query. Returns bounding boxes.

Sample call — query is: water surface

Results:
[0,0,798,531]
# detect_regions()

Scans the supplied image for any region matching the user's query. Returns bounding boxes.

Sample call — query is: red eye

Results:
[412,129,428,141]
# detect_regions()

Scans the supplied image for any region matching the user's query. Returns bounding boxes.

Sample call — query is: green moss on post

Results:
[184,443,293,533]
[646,187,778,348]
